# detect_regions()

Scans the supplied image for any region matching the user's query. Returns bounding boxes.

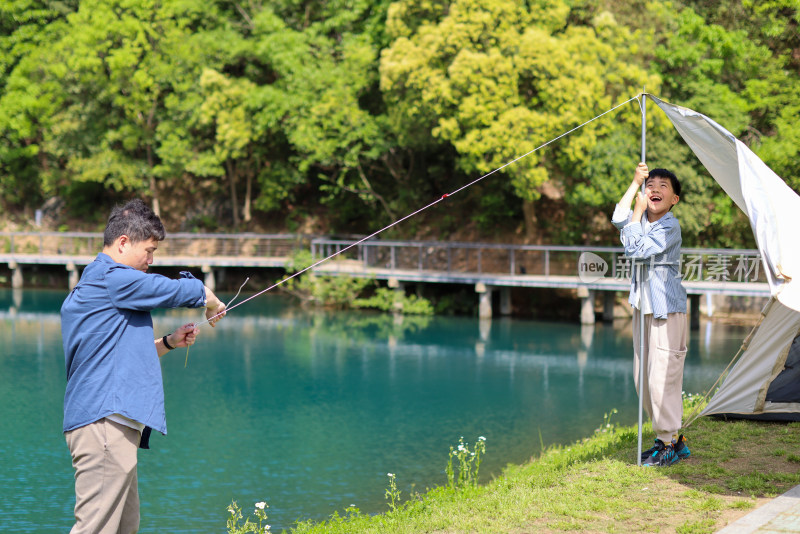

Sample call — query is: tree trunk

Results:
[522,199,539,244]
[243,170,252,223]
[227,160,240,227]
[145,97,160,218]
[150,175,160,218]
[147,145,160,217]
[358,162,395,220]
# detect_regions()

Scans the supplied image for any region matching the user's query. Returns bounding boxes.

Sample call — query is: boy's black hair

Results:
[103,198,166,246]
[647,168,681,198]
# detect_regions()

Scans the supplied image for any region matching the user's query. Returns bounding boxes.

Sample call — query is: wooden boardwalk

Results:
[1,232,770,322]
[312,259,769,296]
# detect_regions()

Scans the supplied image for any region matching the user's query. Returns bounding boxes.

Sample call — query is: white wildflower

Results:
[255,502,266,510]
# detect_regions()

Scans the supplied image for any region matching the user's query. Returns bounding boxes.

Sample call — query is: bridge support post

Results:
[388,278,404,312]
[9,260,23,289]
[476,282,493,319]
[578,286,595,324]
[689,294,701,330]
[202,265,215,292]
[603,291,616,322]
[66,262,80,290]
[577,323,595,370]
[500,287,512,315]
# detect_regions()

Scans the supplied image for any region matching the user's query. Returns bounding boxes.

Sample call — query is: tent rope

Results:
[682,297,774,428]
[196,94,642,327]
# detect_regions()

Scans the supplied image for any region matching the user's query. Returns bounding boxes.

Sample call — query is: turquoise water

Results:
[0,289,749,532]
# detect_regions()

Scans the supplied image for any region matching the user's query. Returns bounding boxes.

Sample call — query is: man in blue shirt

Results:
[62,199,227,533]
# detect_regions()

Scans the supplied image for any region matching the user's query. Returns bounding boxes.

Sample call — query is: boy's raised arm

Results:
[613,163,648,227]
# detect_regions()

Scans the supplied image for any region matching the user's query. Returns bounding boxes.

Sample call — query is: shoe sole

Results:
[642,453,681,467]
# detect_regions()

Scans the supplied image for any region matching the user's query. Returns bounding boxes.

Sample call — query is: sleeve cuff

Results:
[611,204,632,227]
[180,271,207,308]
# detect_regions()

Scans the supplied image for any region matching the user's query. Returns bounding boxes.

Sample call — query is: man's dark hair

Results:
[103,199,166,246]
[647,168,681,198]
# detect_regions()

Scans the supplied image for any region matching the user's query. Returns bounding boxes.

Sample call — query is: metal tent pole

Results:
[637,91,647,466]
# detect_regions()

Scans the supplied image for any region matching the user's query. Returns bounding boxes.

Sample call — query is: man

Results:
[61,199,227,533]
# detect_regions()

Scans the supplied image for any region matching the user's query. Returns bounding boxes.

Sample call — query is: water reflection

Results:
[0,295,751,399]
[0,296,746,393]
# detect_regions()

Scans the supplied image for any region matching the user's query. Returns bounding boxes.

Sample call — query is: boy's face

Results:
[644,175,679,220]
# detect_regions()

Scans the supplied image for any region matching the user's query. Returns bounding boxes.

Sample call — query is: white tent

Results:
[650,95,800,420]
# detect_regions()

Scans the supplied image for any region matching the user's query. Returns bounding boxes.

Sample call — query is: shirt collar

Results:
[96,251,135,269]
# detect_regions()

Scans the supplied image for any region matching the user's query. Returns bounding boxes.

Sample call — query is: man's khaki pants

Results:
[632,312,688,444]
[65,419,141,534]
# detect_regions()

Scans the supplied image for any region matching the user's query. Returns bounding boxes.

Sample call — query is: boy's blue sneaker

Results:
[673,434,690,460]
[642,440,680,467]
[640,439,665,462]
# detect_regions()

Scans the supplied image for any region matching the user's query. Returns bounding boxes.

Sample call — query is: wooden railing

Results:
[0,232,769,287]
[310,238,767,285]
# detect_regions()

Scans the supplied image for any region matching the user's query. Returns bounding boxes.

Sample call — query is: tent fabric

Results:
[650,95,800,312]
[647,95,800,420]
[700,297,800,417]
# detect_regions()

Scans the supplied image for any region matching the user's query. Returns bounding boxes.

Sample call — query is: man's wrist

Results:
[162,334,175,350]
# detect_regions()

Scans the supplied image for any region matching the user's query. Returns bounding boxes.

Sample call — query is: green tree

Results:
[59,0,227,215]
[381,0,655,240]
[0,0,229,216]
[645,2,791,246]
[247,3,398,223]
[196,68,261,226]
[737,0,800,193]
[0,0,77,208]
[164,0,399,229]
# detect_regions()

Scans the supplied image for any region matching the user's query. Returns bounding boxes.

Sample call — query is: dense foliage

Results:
[1,0,798,246]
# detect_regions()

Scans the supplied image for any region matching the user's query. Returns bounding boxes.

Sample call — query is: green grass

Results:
[230,406,800,533]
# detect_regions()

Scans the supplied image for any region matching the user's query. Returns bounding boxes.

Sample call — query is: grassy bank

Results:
[232,404,800,534]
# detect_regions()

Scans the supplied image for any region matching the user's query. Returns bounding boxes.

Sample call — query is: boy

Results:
[612,162,690,466]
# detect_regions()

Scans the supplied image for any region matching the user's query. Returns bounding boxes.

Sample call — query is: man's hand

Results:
[206,302,226,326]
[204,286,226,327]
[633,162,649,187]
[168,323,199,348]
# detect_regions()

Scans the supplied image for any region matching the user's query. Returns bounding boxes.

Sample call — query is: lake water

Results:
[0,288,750,532]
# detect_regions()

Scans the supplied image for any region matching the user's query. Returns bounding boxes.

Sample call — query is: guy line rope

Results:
[194,94,643,329]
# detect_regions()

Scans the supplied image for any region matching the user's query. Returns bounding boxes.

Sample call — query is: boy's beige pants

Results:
[65,418,141,534]
[632,312,688,444]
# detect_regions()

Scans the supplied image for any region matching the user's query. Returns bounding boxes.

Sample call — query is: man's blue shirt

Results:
[61,253,206,434]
